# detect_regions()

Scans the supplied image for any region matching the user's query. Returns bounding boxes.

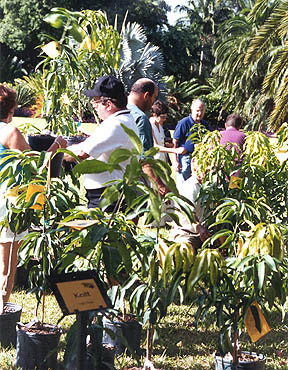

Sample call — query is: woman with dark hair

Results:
[0,85,66,313]
[150,100,173,162]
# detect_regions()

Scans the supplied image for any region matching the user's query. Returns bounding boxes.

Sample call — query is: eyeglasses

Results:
[91,99,102,107]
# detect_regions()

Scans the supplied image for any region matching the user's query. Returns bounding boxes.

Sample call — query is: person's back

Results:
[127,78,158,156]
[127,78,170,197]
[65,75,139,209]
[219,113,245,154]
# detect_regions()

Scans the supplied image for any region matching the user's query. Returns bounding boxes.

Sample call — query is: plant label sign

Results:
[48,270,111,315]
[244,301,271,342]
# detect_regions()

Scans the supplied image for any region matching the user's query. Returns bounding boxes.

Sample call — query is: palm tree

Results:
[212,0,278,130]
[245,0,288,130]
[177,0,233,76]
[117,22,166,96]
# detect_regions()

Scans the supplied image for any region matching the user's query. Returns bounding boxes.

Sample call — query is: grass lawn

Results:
[1,288,288,369]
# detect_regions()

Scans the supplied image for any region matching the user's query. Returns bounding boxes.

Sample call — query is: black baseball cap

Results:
[84,76,126,99]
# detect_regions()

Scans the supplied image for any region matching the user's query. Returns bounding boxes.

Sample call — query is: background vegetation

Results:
[1,0,288,130]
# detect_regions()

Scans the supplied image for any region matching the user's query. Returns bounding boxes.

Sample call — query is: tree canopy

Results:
[0,0,170,71]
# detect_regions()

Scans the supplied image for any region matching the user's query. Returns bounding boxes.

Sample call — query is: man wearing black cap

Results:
[65,75,139,209]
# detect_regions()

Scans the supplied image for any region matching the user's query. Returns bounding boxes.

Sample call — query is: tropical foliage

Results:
[159,129,288,364]
[211,0,288,131]
[245,0,288,130]
[36,7,167,134]
[0,0,169,75]
[118,22,165,94]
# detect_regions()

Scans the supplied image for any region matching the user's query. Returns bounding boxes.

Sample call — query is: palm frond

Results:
[262,44,288,93]
[247,0,276,22]
[117,22,166,95]
[245,0,288,64]
[269,75,288,130]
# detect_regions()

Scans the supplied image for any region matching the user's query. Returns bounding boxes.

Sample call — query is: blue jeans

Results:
[176,153,191,186]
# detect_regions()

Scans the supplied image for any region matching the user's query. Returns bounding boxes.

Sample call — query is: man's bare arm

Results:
[142,163,169,197]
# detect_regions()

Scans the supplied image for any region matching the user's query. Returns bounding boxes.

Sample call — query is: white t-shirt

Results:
[79,110,139,189]
[150,120,166,161]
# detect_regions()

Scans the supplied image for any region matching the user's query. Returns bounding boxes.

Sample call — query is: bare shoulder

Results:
[0,124,16,145]
[4,126,30,151]
[6,125,24,141]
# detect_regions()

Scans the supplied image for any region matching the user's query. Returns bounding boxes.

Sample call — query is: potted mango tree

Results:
[0,148,80,369]
[162,129,288,369]
[55,126,193,369]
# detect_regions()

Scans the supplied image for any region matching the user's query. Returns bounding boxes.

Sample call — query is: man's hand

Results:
[142,163,169,197]
[176,147,186,155]
[54,136,67,148]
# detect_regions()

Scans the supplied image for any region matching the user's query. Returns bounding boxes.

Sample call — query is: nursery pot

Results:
[87,343,115,370]
[28,134,64,177]
[16,322,61,370]
[102,315,142,356]
[215,352,266,370]
[0,302,22,348]
[63,134,88,173]
[102,343,115,370]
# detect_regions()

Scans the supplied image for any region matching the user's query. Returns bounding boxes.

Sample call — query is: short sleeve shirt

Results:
[173,115,209,153]
[127,103,153,157]
[79,110,139,189]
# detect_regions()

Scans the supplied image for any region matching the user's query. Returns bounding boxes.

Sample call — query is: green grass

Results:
[1,288,288,369]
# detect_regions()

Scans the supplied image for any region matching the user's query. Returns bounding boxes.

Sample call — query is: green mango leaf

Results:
[257,260,265,290]
[147,189,161,226]
[68,22,83,43]
[102,244,122,277]
[58,148,80,163]
[117,241,132,273]
[124,156,142,183]
[133,284,146,310]
[144,147,159,158]
[73,159,120,175]
[99,186,120,208]
[108,148,131,165]
[88,225,107,245]
[120,124,142,154]
[44,13,66,28]
[263,254,277,272]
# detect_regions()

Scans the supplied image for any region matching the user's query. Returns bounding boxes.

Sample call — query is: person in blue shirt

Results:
[173,99,209,187]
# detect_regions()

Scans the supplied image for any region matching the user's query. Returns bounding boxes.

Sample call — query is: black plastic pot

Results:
[102,343,115,370]
[16,323,61,370]
[63,135,88,173]
[102,315,142,357]
[87,343,115,370]
[28,134,64,178]
[0,302,22,348]
[214,352,266,370]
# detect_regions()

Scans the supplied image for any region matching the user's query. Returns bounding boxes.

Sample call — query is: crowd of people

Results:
[0,75,245,311]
